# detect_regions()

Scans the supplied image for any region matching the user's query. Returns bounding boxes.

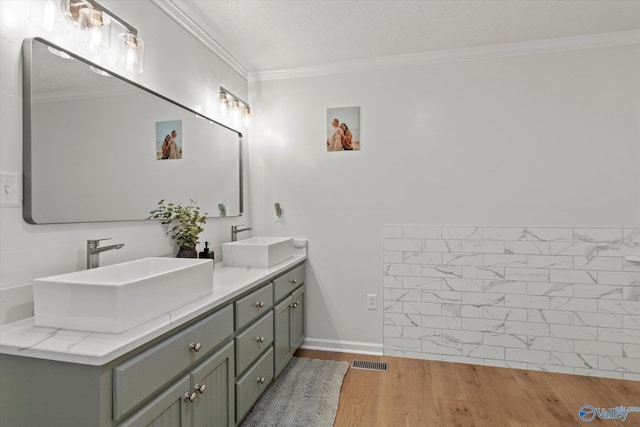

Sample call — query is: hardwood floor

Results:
[295,349,640,427]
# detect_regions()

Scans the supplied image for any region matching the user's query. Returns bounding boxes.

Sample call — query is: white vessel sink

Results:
[33,257,213,333]
[222,237,294,268]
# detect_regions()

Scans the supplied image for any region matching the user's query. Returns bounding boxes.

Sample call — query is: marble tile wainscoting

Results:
[383,226,640,380]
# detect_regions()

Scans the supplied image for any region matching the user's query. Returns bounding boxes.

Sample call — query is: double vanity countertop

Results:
[0,248,307,366]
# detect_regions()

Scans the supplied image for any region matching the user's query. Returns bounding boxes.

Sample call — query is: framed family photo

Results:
[156,120,183,160]
[326,106,360,152]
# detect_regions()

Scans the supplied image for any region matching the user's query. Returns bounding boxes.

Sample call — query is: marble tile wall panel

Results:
[383,225,640,380]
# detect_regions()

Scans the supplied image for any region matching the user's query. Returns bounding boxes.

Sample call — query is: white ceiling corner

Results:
[153,1,640,81]
[151,0,250,79]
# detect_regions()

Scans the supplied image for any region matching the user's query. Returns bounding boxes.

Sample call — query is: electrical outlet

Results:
[367,294,377,310]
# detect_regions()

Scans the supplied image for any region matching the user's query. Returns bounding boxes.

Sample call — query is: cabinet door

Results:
[191,342,235,427]
[273,296,292,378]
[291,286,305,350]
[118,375,192,427]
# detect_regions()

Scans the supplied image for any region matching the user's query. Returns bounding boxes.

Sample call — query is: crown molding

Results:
[250,29,640,82]
[151,0,249,80]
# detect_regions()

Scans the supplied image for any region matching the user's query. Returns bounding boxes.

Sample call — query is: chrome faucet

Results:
[231,225,252,242]
[87,238,125,269]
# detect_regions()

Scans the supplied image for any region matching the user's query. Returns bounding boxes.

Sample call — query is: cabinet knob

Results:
[194,384,206,394]
[289,279,297,285]
[256,376,265,384]
[256,301,265,308]
[184,392,198,403]
[189,342,202,352]
[291,301,299,309]
[256,336,265,343]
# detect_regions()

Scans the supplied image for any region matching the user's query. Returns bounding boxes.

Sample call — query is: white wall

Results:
[249,44,640,353]
[0,0,249,324]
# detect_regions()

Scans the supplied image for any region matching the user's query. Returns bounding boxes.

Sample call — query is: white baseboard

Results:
[301,337,383,356]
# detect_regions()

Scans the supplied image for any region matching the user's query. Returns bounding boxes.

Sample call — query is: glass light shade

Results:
[77,9,111,56]
[230,98,240,120]
[57,0,89,28]
[118,33,144,73]
[219,91,228,112]
[29,0,68,33]
[242,107,251,128]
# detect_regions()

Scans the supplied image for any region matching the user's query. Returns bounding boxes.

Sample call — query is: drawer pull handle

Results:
[195,384,206,394]
[256,301,265,309]
[257,376,265,384]
[256,336,265,343]
[184,392,198,403]
[189,342,202,352]
[289,279,297,285]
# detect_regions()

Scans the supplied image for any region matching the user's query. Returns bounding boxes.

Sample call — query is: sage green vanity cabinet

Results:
[113,305,234,420]
[235,283,273,330]
[274,285,305,377]
[290,286,305,350]
[235,347,274,422]
[118,375,192,427]
[273,264,305,302]
[118,341,234,427]
[273,264,306,378]
[232,284,276,423]
[0,260,306,427]
[235,311,274,375]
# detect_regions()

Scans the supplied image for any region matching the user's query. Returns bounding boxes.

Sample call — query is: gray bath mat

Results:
[240,357,349,427]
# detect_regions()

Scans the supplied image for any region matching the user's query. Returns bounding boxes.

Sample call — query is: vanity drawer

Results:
[113,304,233,421]
[236,347,274,423]
[274,264,305,302]
[235,283,273,329]
[235,311,274,375]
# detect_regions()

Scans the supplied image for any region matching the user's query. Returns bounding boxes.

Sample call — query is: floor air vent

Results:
[351,360,388,372]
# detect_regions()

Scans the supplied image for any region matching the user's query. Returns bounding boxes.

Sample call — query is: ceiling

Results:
[168,0,640,73]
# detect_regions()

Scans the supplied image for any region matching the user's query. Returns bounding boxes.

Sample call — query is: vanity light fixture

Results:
[46,0,145,73]
[218,87,251,128]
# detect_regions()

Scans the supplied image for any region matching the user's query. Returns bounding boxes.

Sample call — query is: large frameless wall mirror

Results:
[23,37,243,224]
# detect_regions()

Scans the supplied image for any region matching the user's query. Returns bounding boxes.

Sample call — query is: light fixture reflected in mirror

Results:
[47,46,73,59]
[89,65,110,76]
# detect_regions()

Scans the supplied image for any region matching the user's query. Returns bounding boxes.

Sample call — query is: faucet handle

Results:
[87,238,111,247]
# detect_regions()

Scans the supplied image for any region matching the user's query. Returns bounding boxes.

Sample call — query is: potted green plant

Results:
[148,199,207,258]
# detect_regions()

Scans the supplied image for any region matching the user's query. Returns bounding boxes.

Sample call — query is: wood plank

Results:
[294,349,638,427]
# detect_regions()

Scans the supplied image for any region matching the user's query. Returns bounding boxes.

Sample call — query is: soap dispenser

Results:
[199,242,215,264]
